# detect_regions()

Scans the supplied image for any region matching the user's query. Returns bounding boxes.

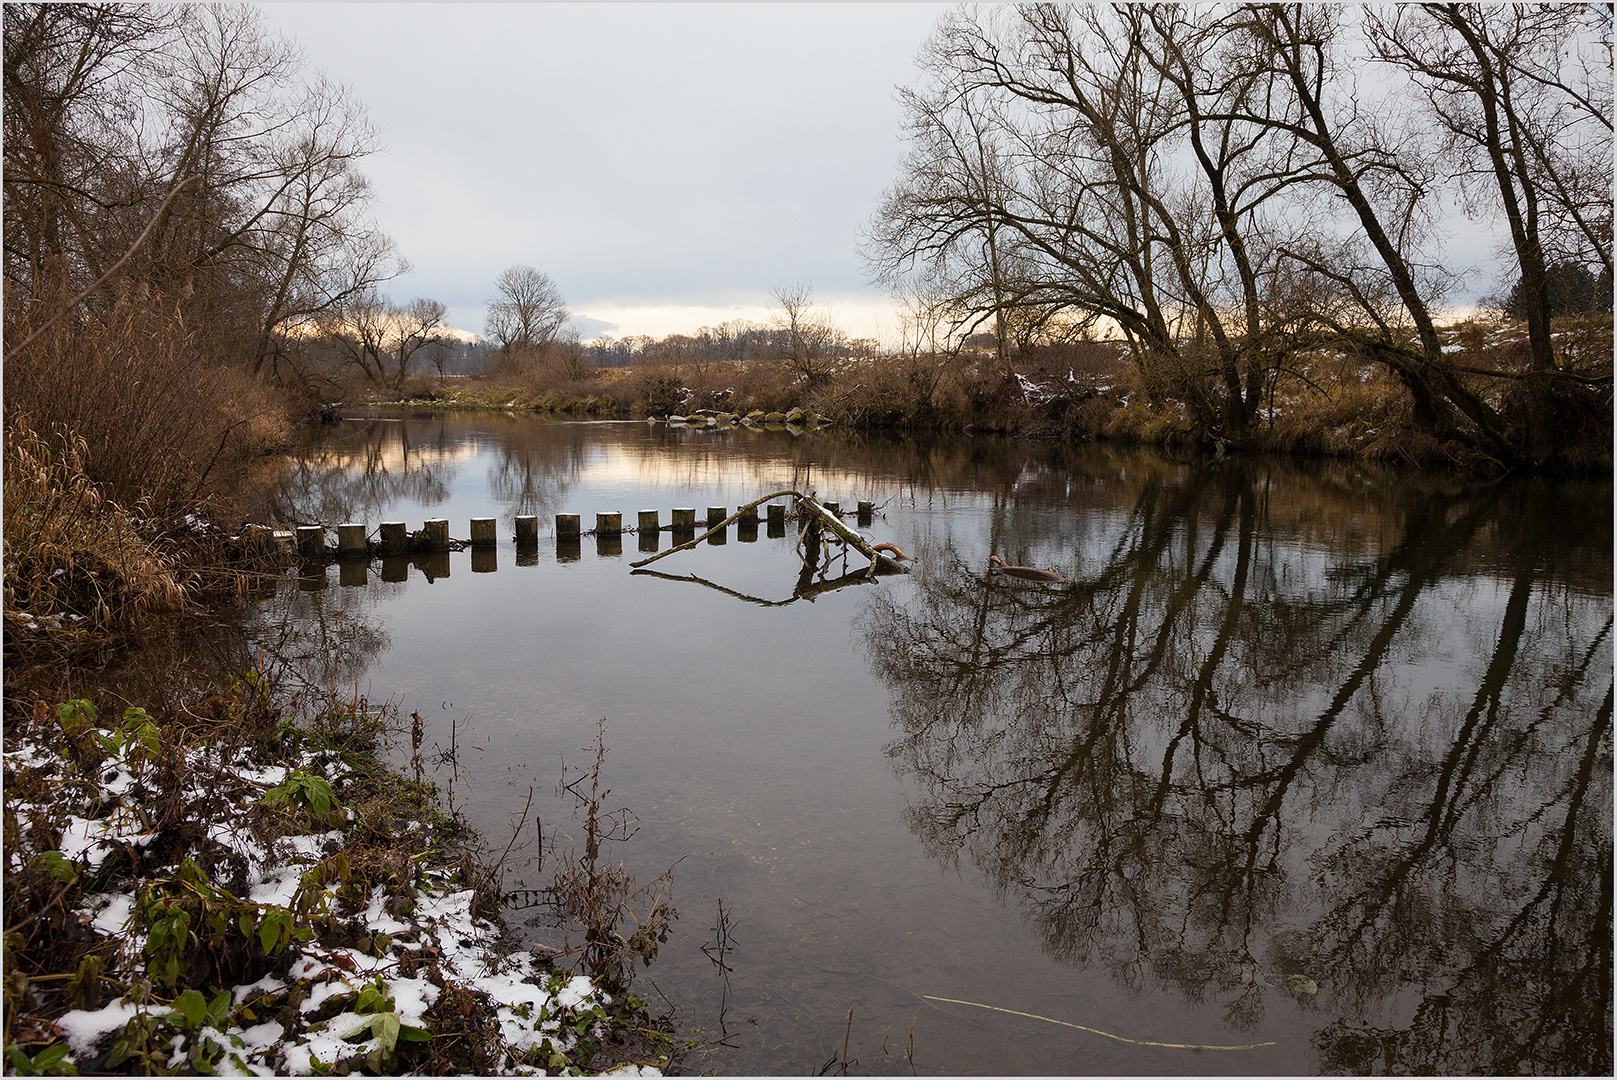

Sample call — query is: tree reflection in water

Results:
[860,461,1611,1074]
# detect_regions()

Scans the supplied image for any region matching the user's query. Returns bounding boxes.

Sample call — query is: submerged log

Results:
[988,555,1066,583]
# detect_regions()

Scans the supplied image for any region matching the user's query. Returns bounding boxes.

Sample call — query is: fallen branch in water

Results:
[798,496,911,575]
[921,996,1276,1051]
[629,489,911,576]
[629,488,801,569]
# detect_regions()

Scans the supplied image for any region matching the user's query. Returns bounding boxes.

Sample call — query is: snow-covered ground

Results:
[3,702,660,1076]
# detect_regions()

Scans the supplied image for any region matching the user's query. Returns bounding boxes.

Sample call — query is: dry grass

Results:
[3,420,192,647]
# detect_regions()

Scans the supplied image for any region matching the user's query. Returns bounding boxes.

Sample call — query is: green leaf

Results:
[373,1011,400,1056]
[206,989,232,1027]
[170,988,208,1028]
[35,851,78,886]
[55,699,97,735]
[258,908,284,955]
[398,1024,432,1042]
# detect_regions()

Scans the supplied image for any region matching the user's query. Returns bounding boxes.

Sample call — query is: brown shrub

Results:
[808,352,967,427]
[4,306,291,518]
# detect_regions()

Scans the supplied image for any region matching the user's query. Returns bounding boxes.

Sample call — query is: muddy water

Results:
[238,411,1610,1075]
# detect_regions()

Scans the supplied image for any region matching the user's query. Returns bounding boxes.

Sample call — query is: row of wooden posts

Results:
[262,500,879,562]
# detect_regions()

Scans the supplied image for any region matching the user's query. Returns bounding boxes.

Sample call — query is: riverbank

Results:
[362,315,1612,475]
[1,677,679,1075]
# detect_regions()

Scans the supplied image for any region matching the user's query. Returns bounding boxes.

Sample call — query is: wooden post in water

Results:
[638,510,660,554]
[470,517,496,548]
[596,511,622,535]
[425,518,450,552]
[380,522,408,554]
[671,507,697,530]
[337,523,368,559]
[857,501,873,526]
[737,503,758,523]
[244,524,275,550]
[515,515,539,544]
[823,501,840,516]
[706,506,727,528]
[296,525,324,561]
[557,513,581,538]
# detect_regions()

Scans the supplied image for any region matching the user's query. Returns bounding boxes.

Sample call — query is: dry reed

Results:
[3,419,192,644]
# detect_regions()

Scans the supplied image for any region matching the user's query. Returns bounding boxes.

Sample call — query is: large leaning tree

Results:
[868,3,1612,466]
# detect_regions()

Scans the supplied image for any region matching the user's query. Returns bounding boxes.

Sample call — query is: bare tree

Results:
[484,265,568,354]
[869,3,1610,463]
[3,4,178,296]
[771,282,842,385]
[869,5,1307,442]
[1368,3,1614,465]
[315,288,390,386]
[2,3,404,382]
[387,296,448,386]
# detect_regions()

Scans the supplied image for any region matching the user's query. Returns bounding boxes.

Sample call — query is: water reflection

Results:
[189,416,1614,1073]
[859,462,1612,1073]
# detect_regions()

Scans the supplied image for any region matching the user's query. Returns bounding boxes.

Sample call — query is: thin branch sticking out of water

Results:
[921,996,1277,1051]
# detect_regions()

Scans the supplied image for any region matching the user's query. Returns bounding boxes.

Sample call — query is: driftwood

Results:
[798,496,911,574]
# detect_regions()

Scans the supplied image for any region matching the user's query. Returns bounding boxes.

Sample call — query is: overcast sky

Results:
[260,3,954,342]
[260,3,1513,346]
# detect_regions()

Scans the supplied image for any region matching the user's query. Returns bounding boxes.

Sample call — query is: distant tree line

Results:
[867,3,1612,468]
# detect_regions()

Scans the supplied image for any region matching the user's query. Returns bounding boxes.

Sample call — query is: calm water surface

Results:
[239,412,1610,1075]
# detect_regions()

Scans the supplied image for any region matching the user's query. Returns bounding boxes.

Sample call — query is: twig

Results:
[921,996,1276,1050]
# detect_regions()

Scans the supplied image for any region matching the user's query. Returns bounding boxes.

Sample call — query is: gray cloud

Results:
[260,3,953,336]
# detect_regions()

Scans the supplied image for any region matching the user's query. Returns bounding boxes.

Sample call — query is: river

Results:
[212,411,1614,1073]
